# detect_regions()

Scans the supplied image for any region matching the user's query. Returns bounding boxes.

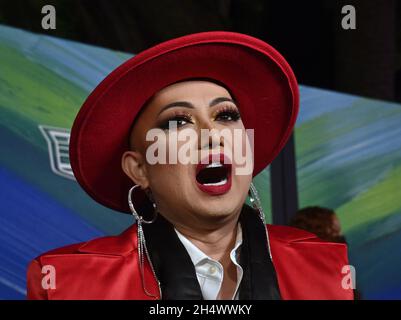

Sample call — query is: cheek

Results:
[232,171,252,192]
[146,162,194,200]
[143,129,197,199]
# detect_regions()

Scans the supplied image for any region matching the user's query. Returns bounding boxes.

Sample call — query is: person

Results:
[290,206,346,243]
[26,31,353,300]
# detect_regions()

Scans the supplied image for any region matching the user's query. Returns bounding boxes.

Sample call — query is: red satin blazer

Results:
[27,224,354,300]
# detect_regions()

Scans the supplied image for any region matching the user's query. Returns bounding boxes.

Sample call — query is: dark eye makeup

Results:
[213,104,241,122]
[157,111,194,130]
[157,104,241,131]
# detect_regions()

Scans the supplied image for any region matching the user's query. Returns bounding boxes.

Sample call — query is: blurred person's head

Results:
[290,206,346,243]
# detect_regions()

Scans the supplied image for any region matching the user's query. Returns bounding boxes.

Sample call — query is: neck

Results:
[173,209,241,262]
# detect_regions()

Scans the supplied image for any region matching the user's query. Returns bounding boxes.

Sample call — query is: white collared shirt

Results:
[174,223,243,300]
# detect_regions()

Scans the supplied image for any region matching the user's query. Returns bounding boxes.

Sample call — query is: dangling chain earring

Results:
[249,182,266,225]
[248,182,273,260]
[128,185,161,298]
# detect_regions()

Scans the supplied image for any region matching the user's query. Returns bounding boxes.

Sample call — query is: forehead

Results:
[149,80,232,106]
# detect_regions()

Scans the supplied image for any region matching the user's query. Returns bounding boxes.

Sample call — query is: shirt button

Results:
[208,266,217,274]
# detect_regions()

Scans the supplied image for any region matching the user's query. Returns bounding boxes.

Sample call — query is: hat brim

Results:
[70,31,299,213]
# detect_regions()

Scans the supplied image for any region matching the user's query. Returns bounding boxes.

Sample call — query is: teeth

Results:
[205,162,223,169]
[203,178,227,186]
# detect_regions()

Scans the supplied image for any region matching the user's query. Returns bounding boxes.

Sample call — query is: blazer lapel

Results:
[142,215,203,300]
[238,205,282,300]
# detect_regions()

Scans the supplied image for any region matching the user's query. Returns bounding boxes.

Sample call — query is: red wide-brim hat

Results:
[70,31,299,214]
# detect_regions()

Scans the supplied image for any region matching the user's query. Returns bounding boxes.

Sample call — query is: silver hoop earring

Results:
[249,182,272,260]
[128,185,158,224]
[127,185,161,298]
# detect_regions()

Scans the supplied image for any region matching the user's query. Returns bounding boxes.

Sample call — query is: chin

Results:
[193,194,243,219]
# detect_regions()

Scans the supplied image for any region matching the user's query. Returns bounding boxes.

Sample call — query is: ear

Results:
[121,151,149,188]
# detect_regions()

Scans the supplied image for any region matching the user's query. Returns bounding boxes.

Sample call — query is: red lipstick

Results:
[195,153,232,196]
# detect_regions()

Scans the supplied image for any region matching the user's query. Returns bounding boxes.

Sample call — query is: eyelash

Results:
[213,105,241,122]
[158,111,193,130]
[158,105,241,131]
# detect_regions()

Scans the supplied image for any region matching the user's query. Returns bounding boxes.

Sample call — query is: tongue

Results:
[196,166,227,185]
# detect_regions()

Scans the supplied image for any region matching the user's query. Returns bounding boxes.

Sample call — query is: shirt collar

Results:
[174,222,243,266]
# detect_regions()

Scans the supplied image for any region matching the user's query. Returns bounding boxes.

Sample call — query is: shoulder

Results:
[27,224,138,286]
[26,224,161,300]
[266,223,349,263]
[266,224,353,299]
[266,223,348,254]
[266,224,319,242]
[31,224,138,263]
[26,224,139,299]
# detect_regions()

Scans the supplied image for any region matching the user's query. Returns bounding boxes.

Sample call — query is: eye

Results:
[215,109,241,122]
[159,115,193,130]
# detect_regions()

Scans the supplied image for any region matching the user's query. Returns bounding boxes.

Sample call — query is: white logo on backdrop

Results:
[39,125,75,180]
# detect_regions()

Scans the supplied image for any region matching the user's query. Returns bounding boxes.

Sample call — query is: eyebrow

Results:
[157,97,237,116]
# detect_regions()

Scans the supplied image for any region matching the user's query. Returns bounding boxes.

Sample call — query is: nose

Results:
[197,118,224,151]
[208,129,224,150]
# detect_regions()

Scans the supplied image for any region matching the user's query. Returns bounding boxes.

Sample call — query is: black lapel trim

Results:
[238,205,282,300]
[142,214,203,300]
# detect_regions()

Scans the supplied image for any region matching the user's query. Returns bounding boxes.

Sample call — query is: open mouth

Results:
[195,153,232,195]
[196,162,230,186]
